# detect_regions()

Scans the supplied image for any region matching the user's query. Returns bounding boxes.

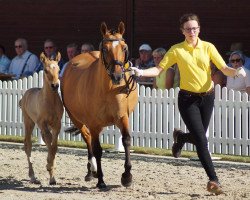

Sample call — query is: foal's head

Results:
[100,22,129,85]
[40,52,61,91]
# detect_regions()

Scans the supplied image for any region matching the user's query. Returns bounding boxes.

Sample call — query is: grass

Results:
[0,135,249,163]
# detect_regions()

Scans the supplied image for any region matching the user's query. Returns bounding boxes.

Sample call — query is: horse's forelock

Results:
[109,29,117,35]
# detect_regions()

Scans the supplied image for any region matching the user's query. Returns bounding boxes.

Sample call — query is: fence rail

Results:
[0,72,249,156]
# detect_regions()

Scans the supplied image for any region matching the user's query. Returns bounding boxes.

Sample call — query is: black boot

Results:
[172,128,185,158]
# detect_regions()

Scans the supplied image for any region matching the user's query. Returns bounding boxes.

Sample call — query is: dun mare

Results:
[19,52,63,185]
[61,22,138,188]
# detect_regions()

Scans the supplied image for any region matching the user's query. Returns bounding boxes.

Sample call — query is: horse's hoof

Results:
[92,171,98,178]
[85,173,93,182]
[96,182,106,189]
[30,178,41,185]
[121,173,132,187]
[49,180,57,185]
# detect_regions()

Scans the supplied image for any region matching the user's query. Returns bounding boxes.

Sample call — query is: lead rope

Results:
[121,61,138,96]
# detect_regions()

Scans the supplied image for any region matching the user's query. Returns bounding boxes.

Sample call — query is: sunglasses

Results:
[15,45,22,48]
[45,46,54,49]
[230,58,241,63]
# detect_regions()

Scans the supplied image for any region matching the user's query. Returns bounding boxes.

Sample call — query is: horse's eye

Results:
[123,46,128,51]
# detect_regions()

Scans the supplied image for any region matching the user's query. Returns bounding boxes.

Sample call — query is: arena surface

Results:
[0,142,249,200]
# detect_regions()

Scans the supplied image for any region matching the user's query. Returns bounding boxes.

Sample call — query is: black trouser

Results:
[178,90,218,182]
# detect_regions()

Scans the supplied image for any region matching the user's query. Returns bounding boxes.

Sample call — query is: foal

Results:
[19,52,63,185]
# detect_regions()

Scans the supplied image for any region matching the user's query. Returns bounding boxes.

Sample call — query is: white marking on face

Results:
[112,41,119,48]
[50,63,56,69]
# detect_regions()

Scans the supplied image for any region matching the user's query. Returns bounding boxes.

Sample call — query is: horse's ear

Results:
[55,52,61,62]
[100,22,108,36]
[40,52,46,63]
[118,21,125,35]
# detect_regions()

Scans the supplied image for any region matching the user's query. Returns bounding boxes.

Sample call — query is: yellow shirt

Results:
[159,38,226,93]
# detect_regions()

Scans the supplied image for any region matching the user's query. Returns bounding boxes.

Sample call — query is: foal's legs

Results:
[48,124,61,185]
[23,115,40,184]
[39,122,57,185]
[117,116,132,187]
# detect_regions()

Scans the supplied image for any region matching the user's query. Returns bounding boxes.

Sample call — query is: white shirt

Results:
[8,50,39,79]
[226,67,250,92]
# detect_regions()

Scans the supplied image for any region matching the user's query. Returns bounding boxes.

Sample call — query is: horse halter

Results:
[101,37,129,77]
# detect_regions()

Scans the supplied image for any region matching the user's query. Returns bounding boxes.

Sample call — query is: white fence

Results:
[0,72,249,156]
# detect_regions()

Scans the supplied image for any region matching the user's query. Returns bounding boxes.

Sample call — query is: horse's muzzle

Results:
[111,73,124,85]
[51,83,59,91]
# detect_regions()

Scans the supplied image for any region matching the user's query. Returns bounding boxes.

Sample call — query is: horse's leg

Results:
[117,116,132,187]
[91,128,106,189]
[38,122,56,185]
[23,115,40,184]
[80,125,96,181]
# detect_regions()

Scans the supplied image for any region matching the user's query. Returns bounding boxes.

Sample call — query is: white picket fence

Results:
[0,71,249,156]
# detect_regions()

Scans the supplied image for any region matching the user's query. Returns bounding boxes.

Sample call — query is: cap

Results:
[139,44,152,51]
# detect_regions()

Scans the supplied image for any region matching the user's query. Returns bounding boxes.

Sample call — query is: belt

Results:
[180,88,214,96]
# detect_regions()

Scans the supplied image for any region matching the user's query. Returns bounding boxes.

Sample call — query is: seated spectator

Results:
[134,44,155,87]
[153,47,167,89]
[36,39,65,72]
[60,43,79,77]
[0,44,11,73]
[227,42,250,70]
[153,47,180,90]
[170,64,180,89]
[8,38,39,79]
[226,51,250,95]
[81,43,95,53]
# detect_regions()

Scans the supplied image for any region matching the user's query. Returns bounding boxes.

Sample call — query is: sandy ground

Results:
[0,142,249,200]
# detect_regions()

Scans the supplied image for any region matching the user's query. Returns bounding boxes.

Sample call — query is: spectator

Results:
[153,47,180,90]
[227,42,250,70]
[37,39,65,72]
[226,51,250,94]
[81,43,95,53]
[0,44,11,73]
[60,43,79,77]
[8,38,39,79]
[153,48,168,89]
[134,43,155,88]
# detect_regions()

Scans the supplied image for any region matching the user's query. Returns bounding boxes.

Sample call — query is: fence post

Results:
[114,135,124,152]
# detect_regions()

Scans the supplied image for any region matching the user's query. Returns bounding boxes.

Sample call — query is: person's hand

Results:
[131,67,143,77]
[235,67,246,77]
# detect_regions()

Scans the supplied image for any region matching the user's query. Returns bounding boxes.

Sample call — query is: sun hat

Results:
[139,44,152,51]
[229,50,245,64]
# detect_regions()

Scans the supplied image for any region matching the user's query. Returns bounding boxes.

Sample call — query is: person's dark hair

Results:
[179,13,200,29]
[67,43,78,49]
[0,45,5,54]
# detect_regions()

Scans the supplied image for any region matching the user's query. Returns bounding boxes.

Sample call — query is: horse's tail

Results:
[64,125,81,136]
[18,99,22,108]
